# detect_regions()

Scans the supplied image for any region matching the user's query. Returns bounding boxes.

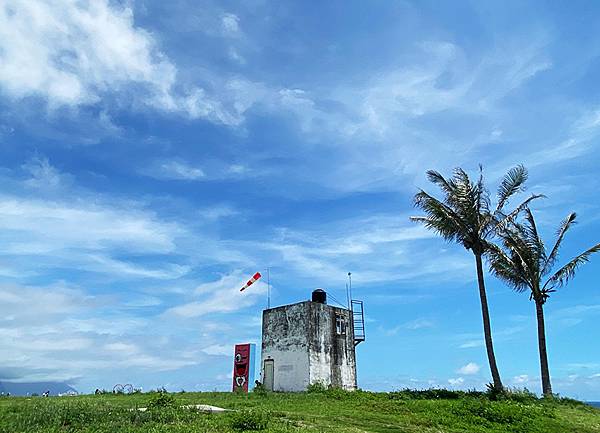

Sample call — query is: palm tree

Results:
[411,165,541,391]
[488,209,600,397]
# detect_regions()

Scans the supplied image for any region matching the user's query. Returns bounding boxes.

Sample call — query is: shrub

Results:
[252,382,268,396]
[230,409,269,431]
[306,381,328,393]
[555,395,588,408]
[147,390,176,409]
[325,386,351,400]
[388,388,482,400]
[502,388,539,404]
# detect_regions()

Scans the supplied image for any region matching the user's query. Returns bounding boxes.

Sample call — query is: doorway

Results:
[263,359,274,391]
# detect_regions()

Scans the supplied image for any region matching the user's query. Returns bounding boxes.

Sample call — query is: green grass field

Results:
[1,389,600,433]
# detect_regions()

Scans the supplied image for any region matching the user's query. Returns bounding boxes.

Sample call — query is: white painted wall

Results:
[262,348,310,392]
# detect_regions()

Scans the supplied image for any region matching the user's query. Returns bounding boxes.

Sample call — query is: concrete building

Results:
[260,289,364,392]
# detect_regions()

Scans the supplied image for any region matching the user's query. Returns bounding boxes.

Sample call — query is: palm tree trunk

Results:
[475,253,503,391]
[535,299,553,397]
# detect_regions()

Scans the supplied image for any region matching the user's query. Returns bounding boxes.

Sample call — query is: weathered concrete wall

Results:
[308,303,356,390]
[261,302,310,392]
[261,300,357,392]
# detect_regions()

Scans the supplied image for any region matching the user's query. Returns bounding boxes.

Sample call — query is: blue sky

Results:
[1,0,599,399]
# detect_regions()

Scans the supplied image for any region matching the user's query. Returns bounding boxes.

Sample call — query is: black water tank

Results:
[312,289,327,304]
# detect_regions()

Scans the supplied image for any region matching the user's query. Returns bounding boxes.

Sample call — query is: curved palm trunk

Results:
[535,299,553,397]
[475,253,503,391]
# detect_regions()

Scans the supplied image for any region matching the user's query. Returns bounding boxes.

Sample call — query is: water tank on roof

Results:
[312,289,327,304]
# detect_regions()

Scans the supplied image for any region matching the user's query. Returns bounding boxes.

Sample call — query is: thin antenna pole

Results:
[345,283,350,310]
[348,272,353,310]
[267,267,271,309]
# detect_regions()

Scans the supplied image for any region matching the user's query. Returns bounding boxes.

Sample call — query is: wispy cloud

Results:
[0,1,258,126]
[164,271,267,318]
[140,159,206,181]
[549,304,600,327]
[382,318,435,336]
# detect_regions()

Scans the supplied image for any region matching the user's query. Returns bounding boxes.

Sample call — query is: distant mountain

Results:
[0,381,77,396]
[589,402,600,409]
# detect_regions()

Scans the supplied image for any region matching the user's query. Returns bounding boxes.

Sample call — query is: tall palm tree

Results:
[488,209,600,397]
[411,165,541,391]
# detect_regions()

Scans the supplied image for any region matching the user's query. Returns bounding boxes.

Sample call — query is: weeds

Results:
[147,390,177,409]
[230,409,269,431]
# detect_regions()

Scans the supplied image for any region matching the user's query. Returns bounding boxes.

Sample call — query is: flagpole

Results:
[347,272,352,310]
[346,283,350,310]
[267,267,271,309]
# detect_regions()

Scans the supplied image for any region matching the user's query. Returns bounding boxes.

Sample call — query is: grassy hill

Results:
[1,388,600,432]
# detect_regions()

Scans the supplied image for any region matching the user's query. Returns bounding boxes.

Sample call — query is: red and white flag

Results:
[240,272,261,292]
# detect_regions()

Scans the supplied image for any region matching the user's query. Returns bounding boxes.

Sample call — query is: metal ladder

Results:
[351,300,365,346]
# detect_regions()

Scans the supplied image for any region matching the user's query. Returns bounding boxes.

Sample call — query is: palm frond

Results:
[426,170,457,199]
[497,222,539,289]
[496,164,528,213]
[451,168,482,233]
[523,208,546,270]
[475,165,491,221]
[493,194,545,234]
[541,213,577,277]
[413,190,468,243]
[414,166,533,257]
[543,242,600,290]
[487,243,530,293]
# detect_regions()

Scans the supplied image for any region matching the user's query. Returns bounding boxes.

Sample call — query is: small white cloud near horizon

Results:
[512,374,530,384]
[457,362,480,375]
[448,377,465,386]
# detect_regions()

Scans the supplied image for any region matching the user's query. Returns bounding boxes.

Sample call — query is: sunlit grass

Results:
[1,389,599,432]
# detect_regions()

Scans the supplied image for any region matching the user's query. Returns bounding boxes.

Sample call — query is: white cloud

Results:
[22,156,69,190]
[448,377,465,386]
[0,282,226,384]
[404,318,435,330]
[0,1,256,126]
[382,318,435,336]
[459,340,483,349]
[0,159,196,282]
[512,374,530,384]
[203,344,232,357]
[259,215,469,284]
[457,362,480,375]
[0,0,175,106]
[221,13,240,36]
[550,304,600,328]
[141,160,206,181]
[198,204,239,221]
[0,196,180,253]
[458,326,524,349]
[228,47,246,64]
[86,255,190,280]
[165,271,267,318]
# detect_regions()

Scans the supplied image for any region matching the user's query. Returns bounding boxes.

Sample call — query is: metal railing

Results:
[351,300,365,346]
